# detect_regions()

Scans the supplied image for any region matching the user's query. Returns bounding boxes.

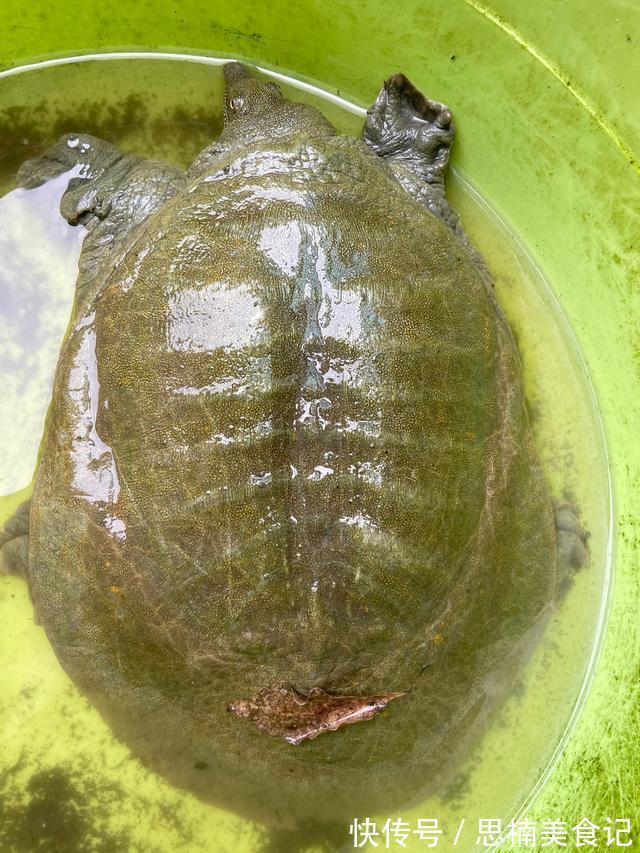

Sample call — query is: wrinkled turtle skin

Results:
[2,63,587,827]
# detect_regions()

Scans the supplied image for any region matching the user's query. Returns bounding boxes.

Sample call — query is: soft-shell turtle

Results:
[1,63,587,827]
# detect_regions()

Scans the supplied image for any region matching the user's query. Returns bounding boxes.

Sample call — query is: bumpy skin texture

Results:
[22,65,558,824]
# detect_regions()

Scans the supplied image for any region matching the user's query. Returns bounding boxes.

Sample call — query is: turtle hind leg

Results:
[1,499,41,623]
[554,499,589,595]
[0,499,30,580]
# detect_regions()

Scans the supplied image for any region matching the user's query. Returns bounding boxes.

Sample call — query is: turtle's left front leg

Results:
[17,134,186,313]
[362,74,485,270]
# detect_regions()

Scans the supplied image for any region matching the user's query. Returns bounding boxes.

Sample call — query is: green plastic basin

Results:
[0,1,638,850]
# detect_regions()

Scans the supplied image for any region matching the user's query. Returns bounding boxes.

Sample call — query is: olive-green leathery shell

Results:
[27,106,557,825]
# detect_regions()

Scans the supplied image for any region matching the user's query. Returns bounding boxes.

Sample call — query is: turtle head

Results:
[222,62,286,124]
[220,62,335,139]
[188,63,335,178]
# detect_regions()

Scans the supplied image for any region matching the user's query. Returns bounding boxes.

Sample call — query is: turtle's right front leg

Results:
[17,134,186,312]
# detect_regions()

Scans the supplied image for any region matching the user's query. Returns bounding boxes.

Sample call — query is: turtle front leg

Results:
[0,499,30,579]
[362,74,485,266]
[17,134,186,312]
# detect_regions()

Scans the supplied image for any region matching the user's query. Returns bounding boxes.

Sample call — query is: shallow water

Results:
[0,54,611,852]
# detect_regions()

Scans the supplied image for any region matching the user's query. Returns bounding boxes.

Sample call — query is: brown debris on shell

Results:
[227,683,407,745]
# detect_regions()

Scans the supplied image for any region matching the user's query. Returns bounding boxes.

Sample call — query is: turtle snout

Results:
[223,61,253,86]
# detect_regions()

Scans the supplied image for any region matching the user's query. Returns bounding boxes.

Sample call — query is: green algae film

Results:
[0,55,611,852]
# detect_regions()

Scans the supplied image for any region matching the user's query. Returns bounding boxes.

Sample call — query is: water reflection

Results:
[0,171,84,494]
